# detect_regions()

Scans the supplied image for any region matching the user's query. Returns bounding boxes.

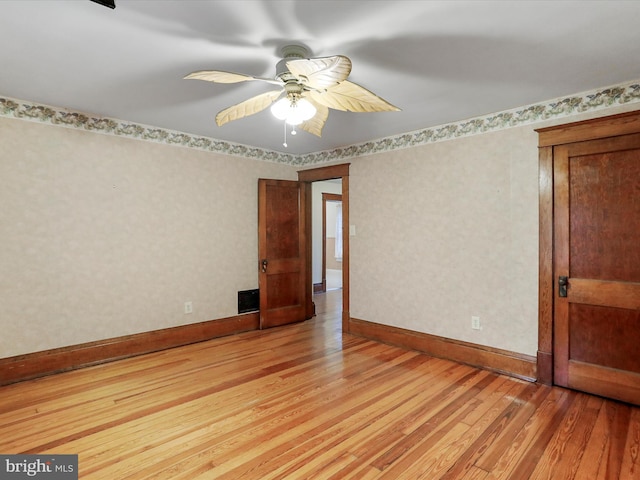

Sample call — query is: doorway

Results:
[298,164,350,332]
[323,193,343,292]
[313,188,342,293]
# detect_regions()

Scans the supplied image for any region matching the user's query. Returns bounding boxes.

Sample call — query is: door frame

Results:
[321,192,342,293]
[536,110,640,385]
[298,163,351,332]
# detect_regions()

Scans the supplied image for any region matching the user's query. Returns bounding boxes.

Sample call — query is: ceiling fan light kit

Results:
[184,44,400,146]
[270,97,316,125]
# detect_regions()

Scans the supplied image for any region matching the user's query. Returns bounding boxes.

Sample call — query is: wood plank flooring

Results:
[1,290,639,479]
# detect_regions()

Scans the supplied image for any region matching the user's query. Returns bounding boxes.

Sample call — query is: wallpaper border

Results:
[2,79,639,166]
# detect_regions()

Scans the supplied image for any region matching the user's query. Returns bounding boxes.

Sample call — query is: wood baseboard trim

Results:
[536,350,553,385]
[349,318,537,382]
[0,313,260,386]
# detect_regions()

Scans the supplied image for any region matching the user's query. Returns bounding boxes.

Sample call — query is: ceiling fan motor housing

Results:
[275,44,309,81]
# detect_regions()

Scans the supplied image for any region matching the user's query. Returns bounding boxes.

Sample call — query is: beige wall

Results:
[350,126,539,355]
[3,97,639,360]
[349,103,640,357]
[0,118,296,357]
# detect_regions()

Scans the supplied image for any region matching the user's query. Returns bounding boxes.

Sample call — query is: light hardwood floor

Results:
[1,290,638,479]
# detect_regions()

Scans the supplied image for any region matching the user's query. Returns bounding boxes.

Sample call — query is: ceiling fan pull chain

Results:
[283,120,288,148]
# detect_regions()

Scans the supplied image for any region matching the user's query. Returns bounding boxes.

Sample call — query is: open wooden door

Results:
[553,133,640,405]
[258,179,309,329]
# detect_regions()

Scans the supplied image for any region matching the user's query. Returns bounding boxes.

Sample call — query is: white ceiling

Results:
[2,0,640,155]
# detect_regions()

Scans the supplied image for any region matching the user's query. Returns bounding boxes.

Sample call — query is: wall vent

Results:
[238,289,259,314]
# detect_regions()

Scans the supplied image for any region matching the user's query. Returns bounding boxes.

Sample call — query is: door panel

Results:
[569,148,640,282]
[553,135,640,405]
[568,278,640,310]
[569,303,640,373]
[258,179,308,329]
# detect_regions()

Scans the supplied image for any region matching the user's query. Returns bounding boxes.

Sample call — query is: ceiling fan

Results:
[184,45,400,138]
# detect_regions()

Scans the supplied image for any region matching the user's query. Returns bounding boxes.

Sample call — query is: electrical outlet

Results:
[471,316,481,330]
[184,301,193,314]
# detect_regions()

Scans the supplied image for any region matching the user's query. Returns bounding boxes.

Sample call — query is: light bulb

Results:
[270,98,291,120]
[271,97,316,125]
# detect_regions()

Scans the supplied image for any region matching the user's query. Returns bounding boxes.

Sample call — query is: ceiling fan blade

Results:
[299,100,329,137]
[215,89,283,126]
[185,70,281,85]
[286,55,352,89]
[308,80,400,113]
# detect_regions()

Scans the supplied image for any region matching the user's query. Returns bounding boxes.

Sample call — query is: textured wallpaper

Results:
[3,98,639,359]
[350,126,539,355]
[0,118,296,357]
[349,103,640,356]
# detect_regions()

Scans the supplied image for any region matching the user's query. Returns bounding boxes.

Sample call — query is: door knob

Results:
[558,276,568,297]
[261,259,268,273]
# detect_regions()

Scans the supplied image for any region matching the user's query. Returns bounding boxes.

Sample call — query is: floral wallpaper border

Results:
[2,80,640,166]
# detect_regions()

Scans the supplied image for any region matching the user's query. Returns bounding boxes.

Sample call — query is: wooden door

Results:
[258,179,308,329]
[553,133,640,405]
